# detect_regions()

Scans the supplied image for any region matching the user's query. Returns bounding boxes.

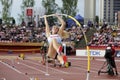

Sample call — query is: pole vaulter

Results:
[40,13,91,80]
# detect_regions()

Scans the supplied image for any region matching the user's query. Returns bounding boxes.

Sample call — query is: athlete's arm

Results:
[55,14,66,30]
[53,14,66,36]
[44,15,50,37]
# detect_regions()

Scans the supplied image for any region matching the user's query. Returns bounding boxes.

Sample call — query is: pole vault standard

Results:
[39,14,91,80]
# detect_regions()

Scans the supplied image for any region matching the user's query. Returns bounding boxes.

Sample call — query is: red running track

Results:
[0,54,120,80]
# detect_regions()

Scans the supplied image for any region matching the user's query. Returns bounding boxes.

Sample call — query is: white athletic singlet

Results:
[48,34,62,44]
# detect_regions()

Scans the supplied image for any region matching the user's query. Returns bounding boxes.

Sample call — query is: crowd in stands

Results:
[0,20,120,49]
[89,22,120,46]
[0,24,88,42]
[0,25,46,43]
[0,21,89,55]
[0,21,88,55]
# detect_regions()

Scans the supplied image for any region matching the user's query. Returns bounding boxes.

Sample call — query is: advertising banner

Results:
[76,49,120,57]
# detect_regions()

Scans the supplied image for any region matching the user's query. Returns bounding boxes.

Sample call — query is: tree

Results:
[61,0,78,17]
[0,0,13,23]
[18,0,35,24]
[42,0,59,15]
[95,16,99,23]
[42,0,60,26]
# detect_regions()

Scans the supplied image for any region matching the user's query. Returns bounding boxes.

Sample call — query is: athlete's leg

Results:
[52,39,67,65]
[52,39,63,55]
[47,41,56,58]
[48,41,65,65]
[57,53,65,65]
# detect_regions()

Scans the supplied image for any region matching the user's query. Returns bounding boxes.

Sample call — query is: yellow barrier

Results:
[19,53,25,60]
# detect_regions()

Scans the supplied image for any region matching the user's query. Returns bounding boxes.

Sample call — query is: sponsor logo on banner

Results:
[85,50,101,56]
[76,49,105,57]
[76,49,120,57]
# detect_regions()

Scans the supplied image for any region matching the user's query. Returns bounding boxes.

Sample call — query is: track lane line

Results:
[0,61,23,74]
[23,59,69,74]
[19,62,47,74]
[0,78,6,80]
[0,60,34,79]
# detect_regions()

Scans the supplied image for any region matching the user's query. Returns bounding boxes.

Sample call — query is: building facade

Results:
[118,11,120,27]
[103,0,120,25]
[84,0,96,24]
[99,0,104,23]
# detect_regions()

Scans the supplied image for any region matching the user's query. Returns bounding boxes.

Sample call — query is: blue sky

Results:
[0,0,99,24]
